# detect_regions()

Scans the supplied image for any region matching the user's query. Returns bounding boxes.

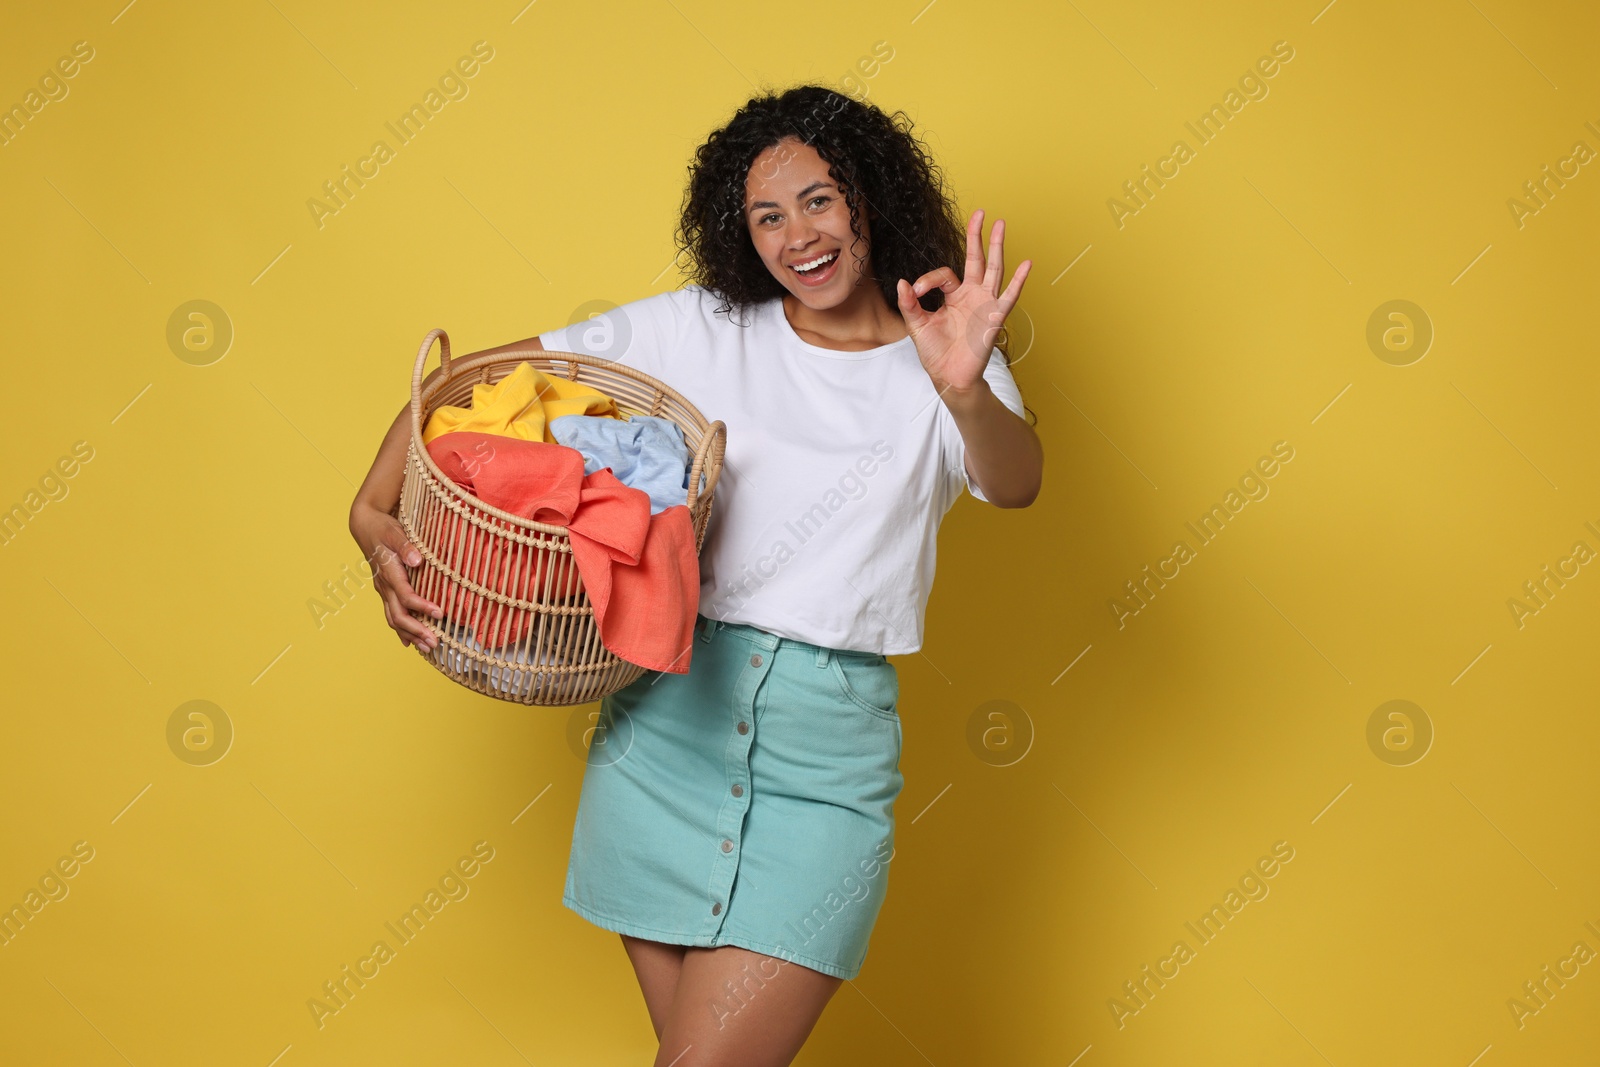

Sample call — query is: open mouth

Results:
[790,250,840,283]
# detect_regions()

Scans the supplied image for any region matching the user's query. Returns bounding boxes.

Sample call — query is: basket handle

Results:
[686,420,725,511]
[411,329,452,441]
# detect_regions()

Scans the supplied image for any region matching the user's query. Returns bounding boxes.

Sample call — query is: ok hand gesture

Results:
[895,209,1031,395]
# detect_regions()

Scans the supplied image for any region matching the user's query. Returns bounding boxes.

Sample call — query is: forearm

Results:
[351,404,413,520]
[942,379,1042,508]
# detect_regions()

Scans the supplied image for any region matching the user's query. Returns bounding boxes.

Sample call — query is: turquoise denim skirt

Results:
[562,613,905,980]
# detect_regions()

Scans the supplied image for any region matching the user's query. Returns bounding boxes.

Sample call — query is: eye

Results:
[808,196,830,209]
[759,212,779,225]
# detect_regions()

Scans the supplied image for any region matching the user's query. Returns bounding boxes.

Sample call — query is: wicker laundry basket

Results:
[395,328,725,707]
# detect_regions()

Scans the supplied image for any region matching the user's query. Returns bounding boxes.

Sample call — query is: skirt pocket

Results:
[828,653,899,722]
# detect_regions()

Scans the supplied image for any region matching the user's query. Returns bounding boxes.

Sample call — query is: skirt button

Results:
[711,902,722,915]
[721,839,733,853]
[750,653,763,667]
[731,783,743,797]
[737,721,749,734]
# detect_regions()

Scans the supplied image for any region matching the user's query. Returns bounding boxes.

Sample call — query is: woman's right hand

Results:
[349,501,442,651]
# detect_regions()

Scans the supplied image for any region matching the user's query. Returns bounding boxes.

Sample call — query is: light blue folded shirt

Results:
[548,413,692,515]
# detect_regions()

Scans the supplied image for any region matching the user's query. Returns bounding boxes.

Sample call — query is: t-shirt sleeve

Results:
[536,286,694,379]
[942,348,1027,503]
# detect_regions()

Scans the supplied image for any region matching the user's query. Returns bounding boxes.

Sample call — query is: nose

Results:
[786,217,819,249]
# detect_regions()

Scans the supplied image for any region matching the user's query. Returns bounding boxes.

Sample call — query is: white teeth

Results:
[793,251,838,273]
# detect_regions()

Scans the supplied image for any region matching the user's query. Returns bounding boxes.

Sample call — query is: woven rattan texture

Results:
[396,328,725,706]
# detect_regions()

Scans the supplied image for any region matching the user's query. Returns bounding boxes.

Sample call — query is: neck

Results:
[782,280,908,351]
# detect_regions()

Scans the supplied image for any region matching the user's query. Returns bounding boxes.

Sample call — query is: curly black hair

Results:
[673,83,1030,389]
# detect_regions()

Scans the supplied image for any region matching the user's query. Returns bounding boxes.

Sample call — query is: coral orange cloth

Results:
[425,430,699,673]
[422,361,625,446]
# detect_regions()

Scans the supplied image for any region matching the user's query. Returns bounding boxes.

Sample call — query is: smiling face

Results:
[744,136,873,310]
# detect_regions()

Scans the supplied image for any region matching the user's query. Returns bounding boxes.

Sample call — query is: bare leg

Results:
[651,945,843,1067]
[621,934,689,1039]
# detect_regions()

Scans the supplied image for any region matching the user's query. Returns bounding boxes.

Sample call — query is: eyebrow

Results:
[747,180,833,214]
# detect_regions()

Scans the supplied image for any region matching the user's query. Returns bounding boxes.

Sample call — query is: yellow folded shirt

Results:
[422,361,624,446]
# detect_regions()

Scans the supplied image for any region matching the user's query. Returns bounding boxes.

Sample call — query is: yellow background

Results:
[2,0,1596,1063]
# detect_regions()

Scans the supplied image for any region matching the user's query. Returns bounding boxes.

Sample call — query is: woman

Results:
[349,84,1042,1066]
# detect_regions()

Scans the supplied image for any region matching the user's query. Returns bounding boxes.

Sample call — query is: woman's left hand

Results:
[896,208,1031,395]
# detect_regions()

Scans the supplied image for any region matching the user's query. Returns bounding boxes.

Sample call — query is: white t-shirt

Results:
[537,285,1027,655]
